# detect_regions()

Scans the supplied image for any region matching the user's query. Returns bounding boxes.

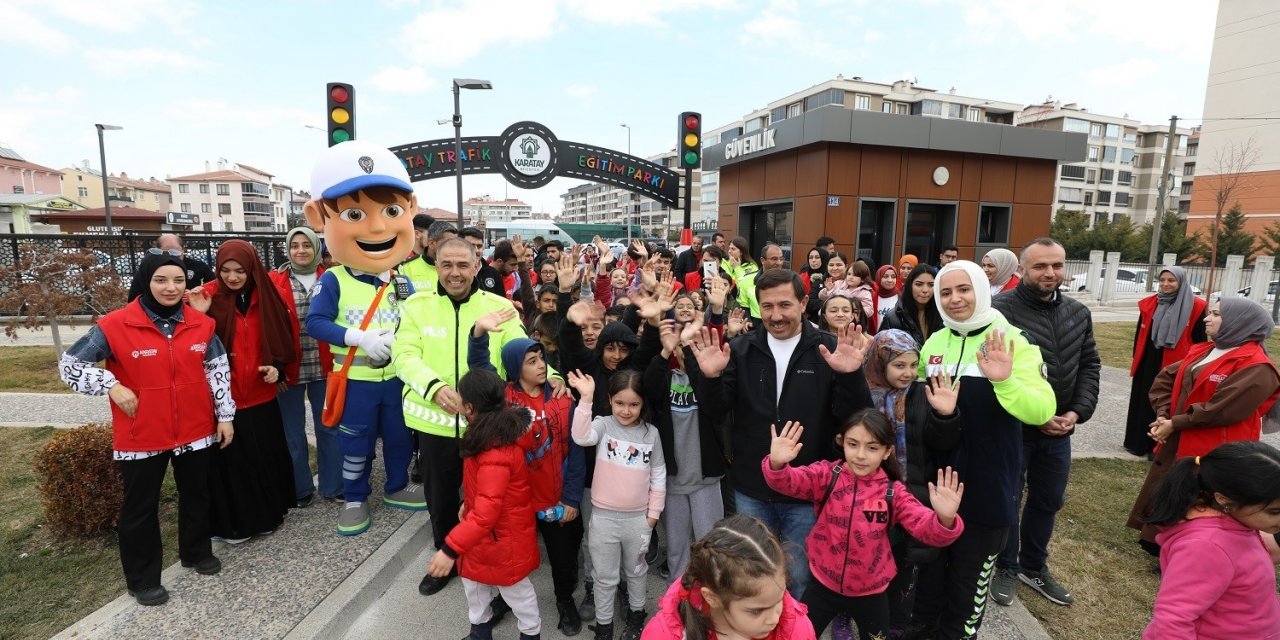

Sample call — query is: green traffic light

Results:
[332,129,351,143]
[684,151,698,166]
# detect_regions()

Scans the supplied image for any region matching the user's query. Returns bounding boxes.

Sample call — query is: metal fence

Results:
[0,231,289,282]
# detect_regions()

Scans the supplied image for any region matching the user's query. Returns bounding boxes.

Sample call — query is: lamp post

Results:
[95,124,122,234]
[452,78,493,230]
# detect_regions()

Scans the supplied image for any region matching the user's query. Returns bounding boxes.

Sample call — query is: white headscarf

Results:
[984,248,1019,294]
[935,260,1006,335]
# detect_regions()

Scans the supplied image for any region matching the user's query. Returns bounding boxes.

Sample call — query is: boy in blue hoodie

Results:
[470,331,587,635]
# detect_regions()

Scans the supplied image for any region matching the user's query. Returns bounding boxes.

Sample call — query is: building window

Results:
[1058,187,1083,203]
[12,186,24,194]
[77,187,88,197]
[1105,123,1121,139]
[1088,147,1099,162]
[770,106,786,124]
[1178,201,1191,214]
[1097,190,1112,205]
[1086,168,1096,183]
[744,117,764,133]
[1115,192,1130,207]
[1089,122,1103,139]
[788,102,802,118]
[1102,146,1117,163]
[1184,163,1195,176]
[967,108,981,122]
[181,203,191,213]
[1094,212,1108,226]
[1065,118,1090,134]
[178,184,189,193]
[199,183,209,194]
[216,184,230,196]
[1186,144,1197,157]
[915,100,943,116]
[1117,171,1132,185]
[947,103,963,119]
[1120,149,1135,165]
[1180,182,1193,195]
[1085,192,1094,206]
[201,203,211,213]
[803,88,844,111]
[895,103,908,114]
[854,94,870,110]
[1060,165,1086,180]
[882,102,892,113]
[218,203,231,215]
[977,205,1011,244]
[1123,132,1137,144]
[1100,169,1115,183]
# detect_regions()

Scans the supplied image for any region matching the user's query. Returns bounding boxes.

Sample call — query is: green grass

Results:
[0,427,179,640]
[0,347,73,393]
[1091,322,1280,370]
[1016,458,1156,639]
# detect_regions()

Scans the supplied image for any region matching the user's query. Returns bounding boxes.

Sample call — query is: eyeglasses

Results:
[148,248,182,257]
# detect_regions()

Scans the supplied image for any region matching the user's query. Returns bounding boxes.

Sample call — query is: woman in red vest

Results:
[1123,267,1208,457]
[197,240,298,543]
[1126,297,1280,556]
[59,251,237,606]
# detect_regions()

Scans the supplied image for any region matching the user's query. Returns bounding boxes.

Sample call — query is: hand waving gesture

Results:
[924,371,960,415]
[658,319,681,355]
[769,421,805,470]
[690,326,731,378]
[556,252,580,293]
[706,276,727,311]
[818,324,869,373]
[928,466,965,528]
[566,369,595,398]
[725,307,747,337]
[473,307,517,337]
[976,329,1014,383]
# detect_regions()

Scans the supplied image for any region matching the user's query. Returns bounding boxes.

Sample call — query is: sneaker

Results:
[578,585,596,620]
[322,494,344,504]
[419,568,456,596]
[590,621,613,640]
[1019,568,1074,606]
[557,597,582,636]
[296,493,315,508]
[337,501,371,536]
[831,613,855,640]
[127,585,169,606]
[383,483,428,511]
[620,609,646,640]
[211,535,250,545]
[991,568,1018,606]
[181,555,222,575]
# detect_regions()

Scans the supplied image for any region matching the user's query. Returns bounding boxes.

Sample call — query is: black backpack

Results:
[816,462,894,526]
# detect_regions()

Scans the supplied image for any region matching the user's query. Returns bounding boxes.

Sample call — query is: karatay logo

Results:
[131,348,159,359]
[510,134,551,177]
[191,343,208,353]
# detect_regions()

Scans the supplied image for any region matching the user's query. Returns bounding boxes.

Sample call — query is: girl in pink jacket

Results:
[763,409,965,639]
[1143,440,1280,639]
[642,513,815,640]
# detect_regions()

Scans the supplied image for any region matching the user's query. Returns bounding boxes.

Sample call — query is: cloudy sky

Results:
[1,0,1218,214]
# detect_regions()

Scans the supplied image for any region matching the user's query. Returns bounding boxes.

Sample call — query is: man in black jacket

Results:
[671,234,703,285]
[989,237,1100,609]
[691,269,873,598]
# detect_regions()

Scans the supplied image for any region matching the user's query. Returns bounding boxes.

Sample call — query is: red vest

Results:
[1131,295,1208,376]
[98,300,217,451]
[1169,341,1279,458]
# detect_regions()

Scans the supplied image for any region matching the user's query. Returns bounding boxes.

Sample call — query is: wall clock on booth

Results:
[932,166,950,186]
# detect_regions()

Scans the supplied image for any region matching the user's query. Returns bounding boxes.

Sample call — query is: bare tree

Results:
[0,244,127,354]
[1204,135,1261,297]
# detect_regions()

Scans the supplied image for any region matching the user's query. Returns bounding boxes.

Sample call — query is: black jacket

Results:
[475,263,505,298]
[700,322,873,502]
[644,348,728,480]
[671,248,702,287]
[992,281,1101,440]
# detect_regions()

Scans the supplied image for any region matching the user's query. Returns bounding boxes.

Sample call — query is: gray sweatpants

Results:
[664,480,724,580]
[588,509,651,624]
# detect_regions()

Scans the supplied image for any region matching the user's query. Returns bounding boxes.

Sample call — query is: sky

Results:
[0,0,1219,216]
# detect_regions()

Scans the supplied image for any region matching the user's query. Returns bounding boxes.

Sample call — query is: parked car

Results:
[1212,280,1278,303]
[1063,267,1202,295]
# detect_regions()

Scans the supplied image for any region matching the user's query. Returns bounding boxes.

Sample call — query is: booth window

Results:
[977,205,1011,245]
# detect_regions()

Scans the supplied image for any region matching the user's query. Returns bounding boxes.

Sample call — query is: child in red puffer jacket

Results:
[763,409,965,640]
[425,369,541,640]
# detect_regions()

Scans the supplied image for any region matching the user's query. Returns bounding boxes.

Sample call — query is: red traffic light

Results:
[684,114,700,130]
[330,85,350,103]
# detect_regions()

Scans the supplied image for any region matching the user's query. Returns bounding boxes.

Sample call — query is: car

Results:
[1213,280,1278,303]
[1063,267,1202,295]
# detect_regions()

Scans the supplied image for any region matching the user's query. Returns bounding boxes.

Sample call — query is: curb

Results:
[1003,599,1054,640]
[283,511,430,640]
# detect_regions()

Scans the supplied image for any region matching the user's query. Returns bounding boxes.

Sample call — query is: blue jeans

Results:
[734,490,816,598]
[278,380,343,500]
[336,379,413,504]
[998,435,1071,573]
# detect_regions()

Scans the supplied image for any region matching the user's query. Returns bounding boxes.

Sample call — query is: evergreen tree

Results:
[1256,219,1280,257]
[1212,203,1256,266]
[1048,208,1092,259]
[1140,213,1207,264]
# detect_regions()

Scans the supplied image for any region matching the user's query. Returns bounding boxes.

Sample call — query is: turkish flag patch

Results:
[928,355,943,365]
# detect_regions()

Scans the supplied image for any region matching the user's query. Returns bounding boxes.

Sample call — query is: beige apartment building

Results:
[559,149,700,235]
[169,162,288,232]
[463,196,532,227]
[60,164,171,212]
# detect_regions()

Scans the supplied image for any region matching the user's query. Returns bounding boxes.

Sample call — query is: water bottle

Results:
[536,505,564,522]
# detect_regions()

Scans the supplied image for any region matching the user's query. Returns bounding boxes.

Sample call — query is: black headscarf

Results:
[128,253,186,318]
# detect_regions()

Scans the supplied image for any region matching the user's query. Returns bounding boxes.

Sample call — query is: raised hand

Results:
[511,234,526,263]
[566,369,595,398]
[630,239,648,260]
[640,260,658,292]
[924,371,960,415]
[473,307,517,336]
[726,307,747,337]
[595,237,614,267]
[679,312,704,344]
[706,276,727,311]
[976,329,1014,382]
[769,421,805,470]
[186,287,212,313]
[690,326,731,378]
[928,466,965,528]
[655,273,676,311]
[556,252,579,293]
[565,299,601,327]
[818,324,869,373]
[659,319,681,355]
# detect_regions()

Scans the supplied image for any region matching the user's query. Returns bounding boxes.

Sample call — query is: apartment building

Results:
[1179,128,1199,216]
[60,163,171,212]
[0,144,60,196]
[1131,123,1190,224]
[463,196,532,226]
[559,149,700,236]
[169,161,288,232]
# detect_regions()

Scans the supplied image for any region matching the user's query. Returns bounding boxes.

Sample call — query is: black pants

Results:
[801,576,889,640]
[886,545,920,633]
[538,516,584,602]
[912,522,1009,640]
[117,447,214,591]
[420,432,463,550]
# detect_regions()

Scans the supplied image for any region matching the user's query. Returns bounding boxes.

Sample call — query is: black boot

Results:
[557,597,582,636]
[591,621,614,640]
[463,619,493,640]
[519,635,541,640]
[620,609,646,640]
[579,581,596,620]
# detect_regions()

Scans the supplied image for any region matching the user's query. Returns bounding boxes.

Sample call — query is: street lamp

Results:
[620,123,631,155]
[452,78,492,230]
[95,124,122,234]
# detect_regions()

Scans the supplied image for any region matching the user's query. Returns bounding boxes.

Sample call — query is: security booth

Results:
[701,105,1086,268]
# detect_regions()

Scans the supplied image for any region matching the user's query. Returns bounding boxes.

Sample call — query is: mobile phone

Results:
[703,261,718,278]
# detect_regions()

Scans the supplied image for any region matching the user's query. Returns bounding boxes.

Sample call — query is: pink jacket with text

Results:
[762,458,963,597]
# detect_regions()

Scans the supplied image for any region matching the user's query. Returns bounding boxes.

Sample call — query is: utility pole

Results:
[1146,115,1178,292]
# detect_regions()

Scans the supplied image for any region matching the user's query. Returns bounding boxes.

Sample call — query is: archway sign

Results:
[389,121,681,209]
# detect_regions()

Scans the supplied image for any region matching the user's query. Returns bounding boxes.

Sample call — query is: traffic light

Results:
[678,111,701,169]
[326,83,355,147]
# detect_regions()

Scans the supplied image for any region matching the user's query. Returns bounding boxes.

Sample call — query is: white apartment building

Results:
[463,196,532,226]
[169,161,288,232]
[559,149,700,235]
[1179,129,1199,216]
